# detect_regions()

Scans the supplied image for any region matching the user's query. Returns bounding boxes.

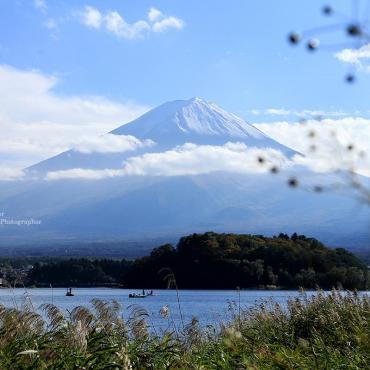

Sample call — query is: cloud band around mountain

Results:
[72,134,155,154]
[45,143,289,180]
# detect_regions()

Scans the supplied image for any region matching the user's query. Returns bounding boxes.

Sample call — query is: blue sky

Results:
[0,0,369,177]
[1,0,369,116]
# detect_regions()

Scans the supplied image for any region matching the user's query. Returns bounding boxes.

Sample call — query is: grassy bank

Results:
[0,290,368,369]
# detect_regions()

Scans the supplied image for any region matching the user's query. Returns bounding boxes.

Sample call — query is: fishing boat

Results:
[129,290,153,298]
[65,287,74,296]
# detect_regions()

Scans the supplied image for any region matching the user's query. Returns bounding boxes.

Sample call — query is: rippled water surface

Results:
[0,288,367,328]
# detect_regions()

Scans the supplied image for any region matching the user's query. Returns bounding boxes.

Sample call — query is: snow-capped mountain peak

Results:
[111,97,267,142]
[27,97,296,174]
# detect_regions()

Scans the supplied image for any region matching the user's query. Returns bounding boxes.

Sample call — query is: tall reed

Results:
[0,290,367,369]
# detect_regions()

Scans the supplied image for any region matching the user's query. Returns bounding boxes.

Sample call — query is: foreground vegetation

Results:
[18,232,368,290]
[0,290,368,369]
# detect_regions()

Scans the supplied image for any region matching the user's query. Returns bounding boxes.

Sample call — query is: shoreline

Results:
[1,286,369,292]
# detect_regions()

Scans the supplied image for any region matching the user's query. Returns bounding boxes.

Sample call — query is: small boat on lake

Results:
[129,290,153,298]
[65,287,74,296]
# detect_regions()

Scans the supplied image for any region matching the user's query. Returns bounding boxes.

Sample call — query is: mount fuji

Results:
[26,97,296,176]
[0,98,368,250]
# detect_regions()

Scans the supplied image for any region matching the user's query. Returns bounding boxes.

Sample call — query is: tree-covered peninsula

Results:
[23,232,368,290]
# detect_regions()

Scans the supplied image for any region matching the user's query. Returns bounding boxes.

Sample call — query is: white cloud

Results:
[0,65,149,171]
[148,7,162,22]
[250,108,347,118]
[79,5,184,40]
[44,18,57,30]
[152,16,184,33]
[0,168,25,181]
[255,118,370,176]
[335,44,370,72]
[73,134,155,154]
[122,143,287,176]
[265,108,291,116]
[46,168,123,181]
[34,0,47,13]
[46,142,289,180]
[33,1,59,38]
[43,18,59,39]
[105,12,150,40]
[81,6,103,29]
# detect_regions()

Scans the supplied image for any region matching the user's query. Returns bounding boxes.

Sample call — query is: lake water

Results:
[0,288,368,329]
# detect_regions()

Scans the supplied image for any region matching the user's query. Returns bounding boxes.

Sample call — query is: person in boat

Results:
[129,290,154,298]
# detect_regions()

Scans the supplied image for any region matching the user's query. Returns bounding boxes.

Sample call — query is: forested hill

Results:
[123,232,368,289]
[25,232,369,290]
